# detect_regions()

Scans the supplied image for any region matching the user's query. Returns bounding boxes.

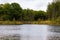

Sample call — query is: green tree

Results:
[47,1,60,20]
[10,3,22,21]
[22,9,35,21]
[0,4,4,16]
[34,10,47,21]
[0,3,12,21]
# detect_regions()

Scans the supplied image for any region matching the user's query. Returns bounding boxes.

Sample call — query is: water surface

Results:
[0,24,60,40]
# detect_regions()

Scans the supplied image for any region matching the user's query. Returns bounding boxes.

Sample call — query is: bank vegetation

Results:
[0,1,60,25]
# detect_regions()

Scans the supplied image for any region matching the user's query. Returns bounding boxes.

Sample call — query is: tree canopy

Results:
[47,1,60,20]
[0,2,48,21]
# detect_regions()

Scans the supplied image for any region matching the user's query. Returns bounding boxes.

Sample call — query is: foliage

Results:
[47,1,60,20]
[55,16,60,24]
[0,2,60,25]
[0,3,48,21]
[0,3,22,21]
[22,9,35,21]
[34,10,48,21]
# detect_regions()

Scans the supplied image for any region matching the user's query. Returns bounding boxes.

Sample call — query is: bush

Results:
[55,16,60,24]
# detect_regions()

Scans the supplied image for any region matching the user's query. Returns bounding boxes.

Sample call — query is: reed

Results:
[0,20,59,25]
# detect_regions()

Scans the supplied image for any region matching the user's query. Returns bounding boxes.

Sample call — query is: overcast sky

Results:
[0,0,53,11]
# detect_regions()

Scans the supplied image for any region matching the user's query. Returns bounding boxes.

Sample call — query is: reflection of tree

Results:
[0,34,20,40]
[48,26,60,33]
[47,35,60,40]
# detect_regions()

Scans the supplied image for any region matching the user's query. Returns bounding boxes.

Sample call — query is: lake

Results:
[0,24,60,40]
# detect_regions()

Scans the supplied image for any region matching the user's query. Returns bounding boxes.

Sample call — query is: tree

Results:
[47,1,60,20]
[22,9,35,21]
[0,3,23,21]
[0,4,4,16]
[0,2,48,21]
[34,10,47,21]
[0,3,12,21]
[10,3,22,21]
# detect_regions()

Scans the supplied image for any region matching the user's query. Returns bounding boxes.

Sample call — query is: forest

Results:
[0,1,60,25]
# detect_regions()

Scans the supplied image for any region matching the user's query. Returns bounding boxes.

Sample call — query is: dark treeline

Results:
[0,1,60,22]
[0,3,48,21]
[47,1,60,22]
[0,3,22,21]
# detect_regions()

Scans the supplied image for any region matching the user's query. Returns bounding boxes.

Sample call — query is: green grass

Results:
[0,20,59,25]
[0,21,23,25]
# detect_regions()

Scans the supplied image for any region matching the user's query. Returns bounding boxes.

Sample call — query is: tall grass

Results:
[0,21,23,25]
[0,20,59,25]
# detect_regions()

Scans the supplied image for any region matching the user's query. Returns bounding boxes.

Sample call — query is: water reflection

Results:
[47,35,60,40]
[47,25,60,40]
[48,25,60,33]
[0,25,60,40]
[0,25,48,40]
[0,34,20,40]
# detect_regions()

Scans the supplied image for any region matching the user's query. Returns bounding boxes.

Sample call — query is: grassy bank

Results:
[0,21,23,25]
[0,20,59,25]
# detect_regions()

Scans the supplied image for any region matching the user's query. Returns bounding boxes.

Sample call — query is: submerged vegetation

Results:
[0,1,60,25]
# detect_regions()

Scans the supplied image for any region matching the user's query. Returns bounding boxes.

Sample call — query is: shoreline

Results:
[0,21,59,25]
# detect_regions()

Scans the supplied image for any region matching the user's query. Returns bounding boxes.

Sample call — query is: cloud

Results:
[0,0,53,11]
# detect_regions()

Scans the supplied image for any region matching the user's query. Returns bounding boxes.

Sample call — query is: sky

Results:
[0,0,53,11]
